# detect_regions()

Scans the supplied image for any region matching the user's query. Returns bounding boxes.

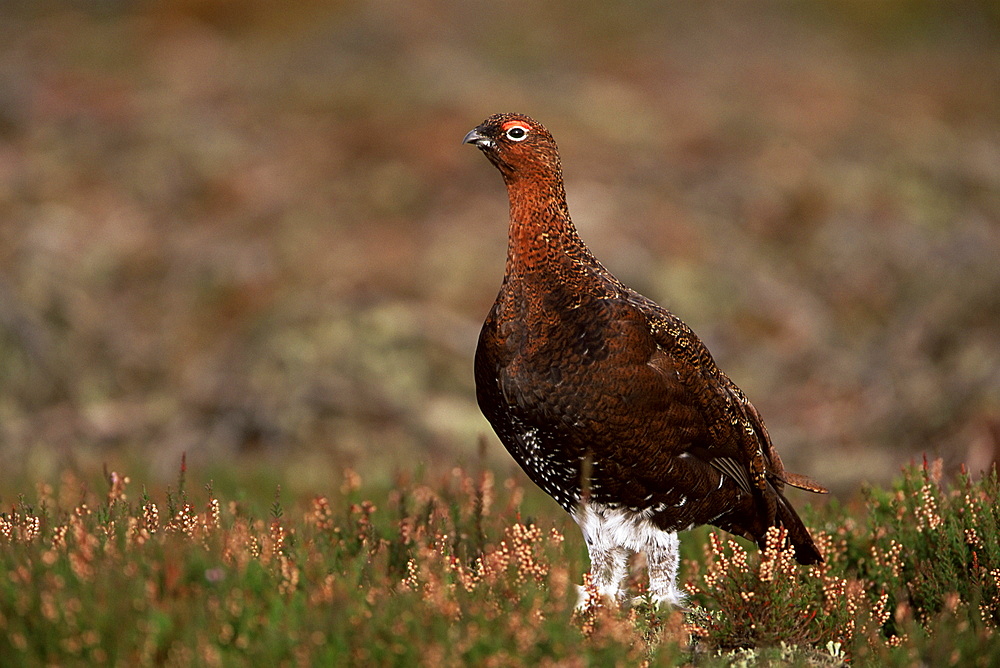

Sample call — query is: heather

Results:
[2,458,997,665]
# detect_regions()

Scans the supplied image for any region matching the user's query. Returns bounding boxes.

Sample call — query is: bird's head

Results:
[463,113,562,184]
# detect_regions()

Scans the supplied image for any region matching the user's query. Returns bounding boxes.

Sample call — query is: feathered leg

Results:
[576,541,631,609]
[572,504,633,608]
[644,530,686,608]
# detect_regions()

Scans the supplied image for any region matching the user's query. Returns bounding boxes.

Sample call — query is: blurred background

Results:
[0,0,998,497]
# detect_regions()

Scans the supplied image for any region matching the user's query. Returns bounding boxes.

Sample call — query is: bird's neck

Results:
[503,176,592,274]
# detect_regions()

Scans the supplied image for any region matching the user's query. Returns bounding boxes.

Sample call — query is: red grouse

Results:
[465,113,827,607]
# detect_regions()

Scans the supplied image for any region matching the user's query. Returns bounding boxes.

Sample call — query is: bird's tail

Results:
[774,493,823,565]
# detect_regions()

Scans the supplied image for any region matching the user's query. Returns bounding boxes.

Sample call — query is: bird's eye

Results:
[505,126,529,141]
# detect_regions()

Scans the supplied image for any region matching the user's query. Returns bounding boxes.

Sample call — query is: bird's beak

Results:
[463,127,492,148]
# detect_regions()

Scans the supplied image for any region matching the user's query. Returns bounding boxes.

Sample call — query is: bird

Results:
[464,112,828,608]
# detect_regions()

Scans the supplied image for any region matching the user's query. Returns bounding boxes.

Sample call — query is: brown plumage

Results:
[465,113,827,607]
